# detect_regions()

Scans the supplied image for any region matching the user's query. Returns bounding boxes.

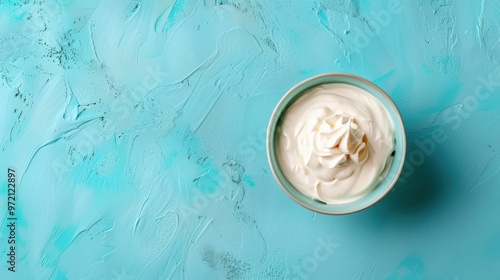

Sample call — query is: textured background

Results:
[1,0,499,279]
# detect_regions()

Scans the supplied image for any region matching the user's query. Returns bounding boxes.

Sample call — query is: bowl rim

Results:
[266,72,407,215]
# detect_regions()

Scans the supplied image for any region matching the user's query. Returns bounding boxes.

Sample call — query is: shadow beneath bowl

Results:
[359,129,459,228]
[336,156,446,232]
[379,158,443,215]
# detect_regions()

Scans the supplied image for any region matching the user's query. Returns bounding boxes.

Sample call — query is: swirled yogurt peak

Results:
[276,83,395,204]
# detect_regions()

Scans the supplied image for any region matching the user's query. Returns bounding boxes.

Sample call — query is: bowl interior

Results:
[267,73,406,215]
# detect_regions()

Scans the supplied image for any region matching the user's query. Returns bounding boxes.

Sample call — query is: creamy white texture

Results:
[276,83,395,204]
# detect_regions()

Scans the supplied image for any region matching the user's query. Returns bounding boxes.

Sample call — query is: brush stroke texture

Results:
[0,0,499,279]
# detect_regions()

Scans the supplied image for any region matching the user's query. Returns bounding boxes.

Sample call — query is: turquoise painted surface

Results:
[0,0,499,279]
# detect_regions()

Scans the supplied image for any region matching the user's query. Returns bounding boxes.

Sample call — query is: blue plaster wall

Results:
[0,0,499,279]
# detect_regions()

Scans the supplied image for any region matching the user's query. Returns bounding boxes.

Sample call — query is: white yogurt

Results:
[276,83,395,204]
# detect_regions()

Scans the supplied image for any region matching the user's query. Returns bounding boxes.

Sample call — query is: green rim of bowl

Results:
[267,73,407,215]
